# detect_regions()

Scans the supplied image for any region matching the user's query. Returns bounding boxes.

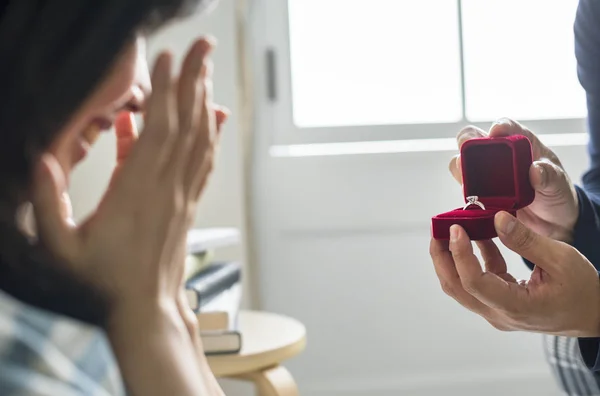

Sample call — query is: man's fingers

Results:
[115,112,138,166]
[494,211,558,273]
[450,225,525,312]
[475,240,508,275]
[457,125,487,148]
[448,154,462,184]
[430,238,495,317]
[528,159,572,197]
[488,118,546,160]
[488,118,522,137]
[30,155,73,255]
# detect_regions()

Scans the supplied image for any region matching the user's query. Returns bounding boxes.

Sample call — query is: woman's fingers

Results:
[214,105,230,128]
[177,39,212,135]
[126,52,176,180]
[115,112,138,166]
[146,40,218,268]
[30,154,74,257]
[107,112,139,188]
[186,76,218,200]
[166,39,211,192]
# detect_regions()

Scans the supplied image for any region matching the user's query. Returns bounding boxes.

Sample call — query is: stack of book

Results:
[185,228,243,355]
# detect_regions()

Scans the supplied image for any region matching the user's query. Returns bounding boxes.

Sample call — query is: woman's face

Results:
[48,37,151,182]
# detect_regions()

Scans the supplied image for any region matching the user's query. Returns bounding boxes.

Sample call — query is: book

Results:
[198,284,243,354]
[201,330,242,355]
[184,251,214,281]
[186,228,240,255]
[200,282,242,313]
[197,311,230,332]
[198,282,242,331]
[185,262,242,312]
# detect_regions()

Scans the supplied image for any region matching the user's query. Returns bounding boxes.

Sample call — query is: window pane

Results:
[288,0,462,128]
[462,0,586,121]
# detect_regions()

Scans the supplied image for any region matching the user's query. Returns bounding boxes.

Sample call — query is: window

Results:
[288,0,462,127]
[255,0,587,147]
[287,0,585,128]
[462,0,585,121]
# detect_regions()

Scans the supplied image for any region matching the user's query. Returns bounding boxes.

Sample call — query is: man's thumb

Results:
[494,211,556,271]
[30,154,73,254]
[529,159,570,196]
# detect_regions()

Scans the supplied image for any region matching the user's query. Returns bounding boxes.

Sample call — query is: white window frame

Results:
[249,0,588,151]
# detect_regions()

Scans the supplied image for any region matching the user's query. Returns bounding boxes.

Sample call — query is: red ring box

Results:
[431,135,535,240]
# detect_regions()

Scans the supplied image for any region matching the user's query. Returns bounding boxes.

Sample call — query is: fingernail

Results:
[195,38,216,58]
[214,103,230,112]
[216,109,230,124]
[489,118,513,136]
[496,212,516,235]
[450,225,459,243]
[203,35,218,50]
[535,163,546,187]
[492,117,511,128]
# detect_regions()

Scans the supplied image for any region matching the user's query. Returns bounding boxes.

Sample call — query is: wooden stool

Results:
[207,310,307,396]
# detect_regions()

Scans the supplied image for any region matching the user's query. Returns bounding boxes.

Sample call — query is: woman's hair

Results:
[0,0,212,326]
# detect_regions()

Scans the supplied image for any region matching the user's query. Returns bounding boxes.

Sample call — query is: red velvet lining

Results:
[463,143,515,204]
[431,135,534,240]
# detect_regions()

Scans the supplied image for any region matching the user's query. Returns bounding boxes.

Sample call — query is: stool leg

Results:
[236,365,299,396]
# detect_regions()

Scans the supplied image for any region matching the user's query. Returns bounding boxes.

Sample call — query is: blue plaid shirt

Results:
[0,288,125,395]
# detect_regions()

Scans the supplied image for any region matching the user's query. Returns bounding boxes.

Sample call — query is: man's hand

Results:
[430,212,600,337]
[449,118,579,243]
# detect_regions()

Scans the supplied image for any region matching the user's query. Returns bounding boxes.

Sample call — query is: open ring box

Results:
[431,135,535,240]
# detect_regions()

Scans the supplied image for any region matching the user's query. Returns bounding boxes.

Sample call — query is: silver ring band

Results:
[463,195,485,210]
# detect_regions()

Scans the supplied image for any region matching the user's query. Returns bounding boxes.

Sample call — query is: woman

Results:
[0,1,228,394]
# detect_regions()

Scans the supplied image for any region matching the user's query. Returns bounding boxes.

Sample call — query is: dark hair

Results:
[0,0,211,326]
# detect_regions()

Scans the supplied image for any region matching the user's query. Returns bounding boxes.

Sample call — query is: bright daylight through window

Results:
[288,0,586,129]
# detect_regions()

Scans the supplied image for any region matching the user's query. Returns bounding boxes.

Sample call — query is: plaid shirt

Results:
[545,335,600,396]
[0,289,125,396]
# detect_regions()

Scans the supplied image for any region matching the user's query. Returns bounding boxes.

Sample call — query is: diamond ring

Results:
[463,195,485,210]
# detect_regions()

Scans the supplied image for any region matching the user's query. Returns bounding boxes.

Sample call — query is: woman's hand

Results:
[30,37,226,317]
[449,118,579,243]
[29,37,229,395]
[430,212,600,337]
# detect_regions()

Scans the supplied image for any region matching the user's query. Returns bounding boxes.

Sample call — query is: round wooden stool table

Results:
[207,310,307,396]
